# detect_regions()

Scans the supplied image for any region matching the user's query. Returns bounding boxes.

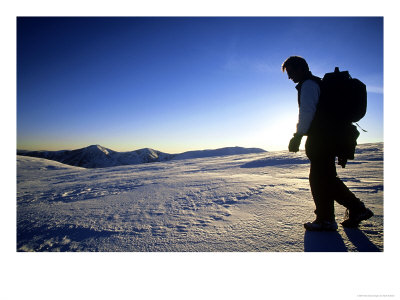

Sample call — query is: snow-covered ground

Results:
[17,143,383,252]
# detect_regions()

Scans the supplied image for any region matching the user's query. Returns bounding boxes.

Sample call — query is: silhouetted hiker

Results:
[282,56,373,231]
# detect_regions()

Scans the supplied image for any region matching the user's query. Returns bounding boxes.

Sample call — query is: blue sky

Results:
[17,17,383,152]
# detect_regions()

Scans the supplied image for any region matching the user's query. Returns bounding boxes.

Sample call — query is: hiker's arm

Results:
[296,80,320,135]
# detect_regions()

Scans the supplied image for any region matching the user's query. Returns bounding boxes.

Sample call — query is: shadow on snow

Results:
[304,229,381,252]
[343,228,381,252]
[17,224,116,251]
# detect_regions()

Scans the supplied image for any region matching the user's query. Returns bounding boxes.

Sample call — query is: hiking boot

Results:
[304,220,338,231]
[341,207,374,228]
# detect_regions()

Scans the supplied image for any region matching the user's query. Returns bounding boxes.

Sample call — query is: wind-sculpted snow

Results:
[17,143,383,252]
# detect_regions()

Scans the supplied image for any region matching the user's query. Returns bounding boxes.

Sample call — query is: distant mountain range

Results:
[17,145,266,168]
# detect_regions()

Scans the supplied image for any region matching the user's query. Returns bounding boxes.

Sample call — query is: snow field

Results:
[17,143,383,252]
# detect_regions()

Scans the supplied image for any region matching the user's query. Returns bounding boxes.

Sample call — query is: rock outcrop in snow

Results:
[17,145,267,168]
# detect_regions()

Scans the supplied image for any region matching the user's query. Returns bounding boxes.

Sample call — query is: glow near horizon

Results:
[17,17,383,153]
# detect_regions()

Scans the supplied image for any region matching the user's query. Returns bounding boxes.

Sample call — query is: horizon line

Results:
[16,141,384,154]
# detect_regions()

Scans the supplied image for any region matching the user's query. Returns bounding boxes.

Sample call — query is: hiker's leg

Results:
[306,136,336,222]
[308,155,336,221]
[332,177,364,211]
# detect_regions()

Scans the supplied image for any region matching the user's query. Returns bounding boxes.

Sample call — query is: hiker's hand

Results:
[288,133,302,152]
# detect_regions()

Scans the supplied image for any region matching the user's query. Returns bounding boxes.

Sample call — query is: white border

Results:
[2,1,399,300]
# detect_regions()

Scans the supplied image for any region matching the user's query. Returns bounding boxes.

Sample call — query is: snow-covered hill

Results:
[17,145,266,168]
[17,143,383,252]
[173,146,266,160]
[17,145,175,168]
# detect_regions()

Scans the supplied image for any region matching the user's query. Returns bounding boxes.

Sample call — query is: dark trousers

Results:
[305,134,362,222]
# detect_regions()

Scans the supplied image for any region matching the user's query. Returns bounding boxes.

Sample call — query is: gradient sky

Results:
[17,17,383,153]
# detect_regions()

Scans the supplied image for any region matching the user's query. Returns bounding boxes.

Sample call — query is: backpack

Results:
[319,67,367,124]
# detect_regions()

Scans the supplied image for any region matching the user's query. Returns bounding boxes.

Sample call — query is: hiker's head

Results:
[282,56,310,83]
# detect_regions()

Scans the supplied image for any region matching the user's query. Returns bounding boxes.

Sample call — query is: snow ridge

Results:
[17,145,266,168]
[174,146,266,160]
